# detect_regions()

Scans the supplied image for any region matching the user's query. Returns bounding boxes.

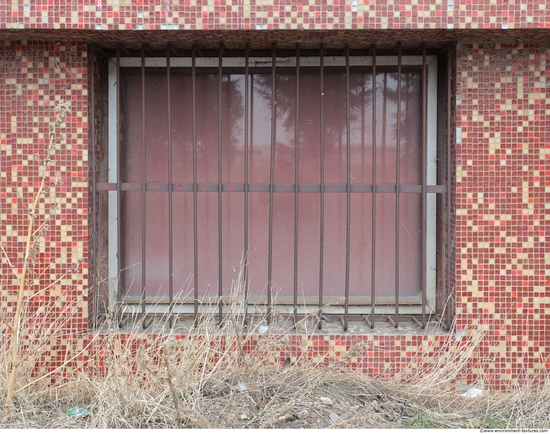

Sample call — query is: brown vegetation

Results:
[1,288,550,429]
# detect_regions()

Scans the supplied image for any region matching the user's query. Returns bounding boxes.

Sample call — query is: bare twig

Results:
[4,100,69,417]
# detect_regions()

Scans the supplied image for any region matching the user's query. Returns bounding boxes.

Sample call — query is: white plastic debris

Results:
[257,324,269,335]
[296,409,309,419]
[329,413,340,423]
[237,382,248,392]
[66,407,91,418]
[319,396,333,405]
[461,387,483,398]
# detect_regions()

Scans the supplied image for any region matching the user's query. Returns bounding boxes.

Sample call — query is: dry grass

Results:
[2,278,550,430]
[1,338,550,429]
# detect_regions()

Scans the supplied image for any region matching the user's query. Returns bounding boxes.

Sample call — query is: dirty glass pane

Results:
[119,65,422,302]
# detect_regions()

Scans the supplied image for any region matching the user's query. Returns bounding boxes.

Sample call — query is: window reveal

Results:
[101,47,442,328]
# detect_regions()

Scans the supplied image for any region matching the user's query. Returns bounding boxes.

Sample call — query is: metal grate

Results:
[91,44,453,331]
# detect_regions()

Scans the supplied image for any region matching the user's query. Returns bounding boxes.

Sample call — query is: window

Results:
[96,46,448,330]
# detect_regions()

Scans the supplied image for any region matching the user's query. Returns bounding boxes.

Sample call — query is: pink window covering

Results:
[120,67,422,303]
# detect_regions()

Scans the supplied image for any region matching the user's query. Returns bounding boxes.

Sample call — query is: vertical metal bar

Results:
[243,45,250,323]
[250,74,254,201]
[381,75,387,158]
[361,73,365,180]
[116,48,123,325]
[293,44,300,324]
[421,44,428,329]
[344,45,351,332]
[267,43,276,324]
[318,44,325,330]
[381,69,388,325]
[249,72,255,321]
[192,46,199,323]
[394,43,402,328]
[370,45,377,329]
[218,45,224,324]
[140,46,147,326]
[167,47,174,328]
[446,45,453,329]
[90,48,97,329]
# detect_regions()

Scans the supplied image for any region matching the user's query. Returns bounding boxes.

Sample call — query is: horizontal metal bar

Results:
[96,183,447,194]
[114,302,430,317]
[116,293,427,307]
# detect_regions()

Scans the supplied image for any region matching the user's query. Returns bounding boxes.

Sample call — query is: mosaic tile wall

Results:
[0,40,89,369]
[454,42,550,385]
[0,0,549,389]
[0,0,548,31]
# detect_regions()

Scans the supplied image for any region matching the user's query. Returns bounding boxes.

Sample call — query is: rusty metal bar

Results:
[243,44,250,323]
[293,44,300,324]
[249,71,255,316]
[381,70,388,319]
[394,43,402,328]
[421,45,430,328]
[250,72,255,248]
[140,46,147,327]
[167,47,174,328]
[361,67,366,185]
[140,46,147,328]
[116,48,122,326]
[412,316,423,328]
[218,45,223,324]
[267,43,276,324]
[318,44,325,330]
[370,45,377,329]
[192,46,199,323]
[344,45,351,332]
[97,182,445,194]
[90,48,98,329]
[446,46,453,330]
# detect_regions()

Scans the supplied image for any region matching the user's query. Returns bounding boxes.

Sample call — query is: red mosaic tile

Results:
[0,0,548,31]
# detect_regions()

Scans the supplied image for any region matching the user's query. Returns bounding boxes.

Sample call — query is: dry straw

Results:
[2,264,550,428]
[2,101,71,417]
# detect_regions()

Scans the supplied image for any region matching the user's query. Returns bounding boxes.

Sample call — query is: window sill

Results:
[93,314,452,336]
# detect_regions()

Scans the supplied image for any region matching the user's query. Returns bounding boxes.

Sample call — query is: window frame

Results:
[104,50,440,320]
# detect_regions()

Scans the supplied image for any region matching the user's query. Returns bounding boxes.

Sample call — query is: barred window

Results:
[94,45,450,330]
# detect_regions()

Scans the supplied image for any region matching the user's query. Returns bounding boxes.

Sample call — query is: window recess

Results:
[92,44,452,331]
